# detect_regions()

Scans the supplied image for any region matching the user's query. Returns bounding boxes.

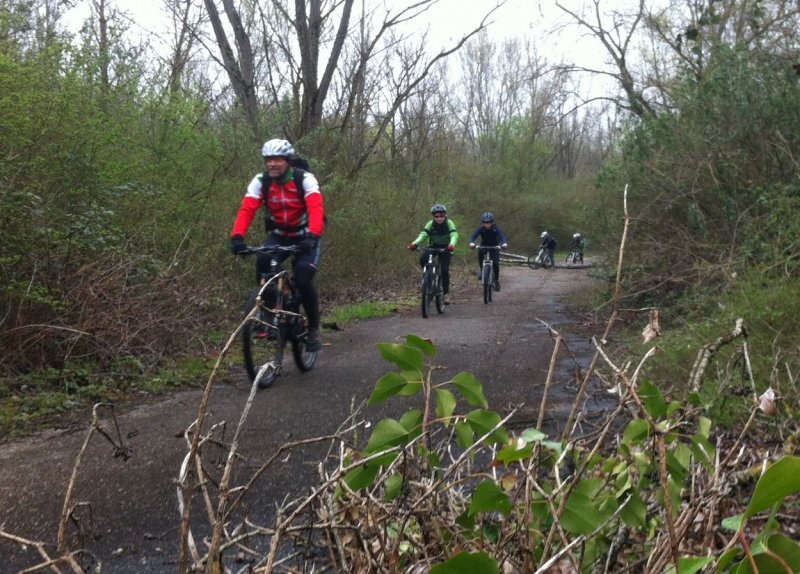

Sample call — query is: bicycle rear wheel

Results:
[482,264,492,304]
[421,268,432,318]
[242,285,284,389]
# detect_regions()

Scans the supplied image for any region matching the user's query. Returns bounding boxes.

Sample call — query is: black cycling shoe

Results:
[306,327,322,352]
[494,281,501,291]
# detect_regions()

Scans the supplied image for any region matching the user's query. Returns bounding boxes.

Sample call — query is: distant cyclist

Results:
[407,204,458,304]
[538,231,556,263]
[229,138,324,352]
[569,233,585,261]
[468,212,508,291]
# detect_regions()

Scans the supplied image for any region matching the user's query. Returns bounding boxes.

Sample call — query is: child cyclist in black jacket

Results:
[468,212,508,291]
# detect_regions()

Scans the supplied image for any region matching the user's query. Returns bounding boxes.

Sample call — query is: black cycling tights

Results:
[293,263,320,329]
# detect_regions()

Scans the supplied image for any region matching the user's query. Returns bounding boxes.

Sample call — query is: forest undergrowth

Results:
[4,188,798,574]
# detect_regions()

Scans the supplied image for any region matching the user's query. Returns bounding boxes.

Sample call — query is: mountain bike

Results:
[241,245,318,389]
[418,247,448,318]
[528,247,555,270]
[476,245,502,304]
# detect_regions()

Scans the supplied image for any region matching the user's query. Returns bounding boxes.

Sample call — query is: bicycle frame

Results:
[477,245,501,304]
[420,247,448,318]
[241,244,317,388]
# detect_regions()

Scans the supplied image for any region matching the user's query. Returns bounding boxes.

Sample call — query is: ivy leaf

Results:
[377,342,423,372]
[452,371,488,407]
[430,551,498,574]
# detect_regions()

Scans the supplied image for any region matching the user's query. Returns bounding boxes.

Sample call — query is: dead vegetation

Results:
[3,188,799,573]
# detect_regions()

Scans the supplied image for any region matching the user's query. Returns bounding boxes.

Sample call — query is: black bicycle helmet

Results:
[430,203,447,215]
[481,212,495,223]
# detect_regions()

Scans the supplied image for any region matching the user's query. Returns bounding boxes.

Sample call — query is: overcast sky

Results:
[63,0,641,97]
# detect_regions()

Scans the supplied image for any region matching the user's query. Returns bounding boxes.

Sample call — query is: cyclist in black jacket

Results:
[539,231,557,263]
[468,212,508,291]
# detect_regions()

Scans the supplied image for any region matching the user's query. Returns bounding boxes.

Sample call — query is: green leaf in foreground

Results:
[466,409,508,444]
[364,418,409,454]
[560,489,615,535]
[744,456,800,518]
[452,371,488,407]
[377,342,424,372]
[403,334,436,357]
[368,372,411,404]
[435,388,457,424]
[663,555,714,574]
[468,480,512,516]
[430,551,498,574]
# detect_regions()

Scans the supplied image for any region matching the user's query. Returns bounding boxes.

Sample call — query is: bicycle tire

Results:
[421,268,432,318]
[242,285,285,389]
[527,255,540,269]
[435,266,445,314]
[544,255,554,270]
[290,322,318,373]
[482,264,492,304]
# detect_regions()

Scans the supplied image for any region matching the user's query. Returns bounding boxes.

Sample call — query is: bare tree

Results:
[203,0,260,139]
[556,0,656,119]
[197,0,503,154]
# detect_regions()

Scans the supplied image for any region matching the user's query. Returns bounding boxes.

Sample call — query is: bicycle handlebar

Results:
[420,247,451,253]
[475,245,502,251]
[241,244,302,256]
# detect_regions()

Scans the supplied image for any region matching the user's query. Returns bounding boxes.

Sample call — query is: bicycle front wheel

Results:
[482,264,492,304]
[527,255,540,269]
[242,285,284,389]
[291,318,318,373]
[435,267,445,313]
[421,268,432,318]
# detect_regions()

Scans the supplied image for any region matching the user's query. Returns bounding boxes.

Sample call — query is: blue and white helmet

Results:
[481,212,495,223]
[261,138,295,158]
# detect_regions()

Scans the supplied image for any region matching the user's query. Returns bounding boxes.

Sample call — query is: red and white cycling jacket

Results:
[231,169,324,238]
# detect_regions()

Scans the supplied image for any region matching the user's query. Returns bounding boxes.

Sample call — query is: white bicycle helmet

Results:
[541,231,548,238]
[431,204,447,214]
[261,138,295,158]
[573,233,580,238]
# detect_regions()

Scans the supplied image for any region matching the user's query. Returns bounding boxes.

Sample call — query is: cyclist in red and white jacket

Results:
[230,138,324,352]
